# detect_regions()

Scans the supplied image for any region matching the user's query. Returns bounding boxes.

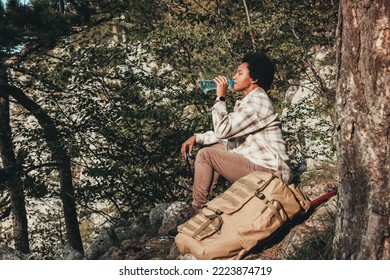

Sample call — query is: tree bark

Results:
[4,84,84,255]
[334,0,390,259]
[0,83,30,253]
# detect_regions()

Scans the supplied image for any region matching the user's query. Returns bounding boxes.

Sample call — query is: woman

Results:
[181,52,293,212]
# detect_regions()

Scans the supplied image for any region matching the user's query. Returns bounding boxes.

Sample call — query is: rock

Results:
[158,201,191,235]
[149,203,170,235]
[85,218,150,260]
[115,222,146,241]
[85,228,120,260]
[99,239,140,260]
[52,243,84,260]
[99,237,174,260]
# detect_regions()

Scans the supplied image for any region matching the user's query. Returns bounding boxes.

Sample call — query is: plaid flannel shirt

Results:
[195,87,293,184]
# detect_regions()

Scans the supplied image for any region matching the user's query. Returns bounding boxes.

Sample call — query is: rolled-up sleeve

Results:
[195,131,219,145]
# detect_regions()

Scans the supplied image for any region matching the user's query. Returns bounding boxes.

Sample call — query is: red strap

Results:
[310,188,337,207]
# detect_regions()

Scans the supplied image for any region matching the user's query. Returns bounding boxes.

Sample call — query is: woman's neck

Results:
[242,84,259,96]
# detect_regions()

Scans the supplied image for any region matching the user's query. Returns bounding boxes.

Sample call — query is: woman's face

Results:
[232,62,258,94]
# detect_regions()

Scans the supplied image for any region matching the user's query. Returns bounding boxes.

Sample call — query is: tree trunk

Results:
[5,84,84,255]
[0,88,30,254]
[334,0,390,259]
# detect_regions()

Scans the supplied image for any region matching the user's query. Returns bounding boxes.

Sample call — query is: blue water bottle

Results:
[200,79,234,93]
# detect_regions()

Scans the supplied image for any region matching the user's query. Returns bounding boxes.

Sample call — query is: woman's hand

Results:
[214,76,229,97]
[181,135,196,158]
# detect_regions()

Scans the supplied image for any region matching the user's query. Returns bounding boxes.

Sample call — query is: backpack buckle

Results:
[255,189,265,199]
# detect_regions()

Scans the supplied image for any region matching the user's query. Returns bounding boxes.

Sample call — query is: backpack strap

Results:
[255,190,285,225]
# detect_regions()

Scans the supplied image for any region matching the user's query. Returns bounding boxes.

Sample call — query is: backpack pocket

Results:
[234,195,288,252]
[178,206,223,241]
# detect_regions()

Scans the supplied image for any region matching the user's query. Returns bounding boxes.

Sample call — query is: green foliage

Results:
[282,96,336,173]
[26,198,66,258]
[13,28,196,221]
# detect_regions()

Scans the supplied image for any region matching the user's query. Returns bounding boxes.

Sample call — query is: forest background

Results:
[2,0,386,260]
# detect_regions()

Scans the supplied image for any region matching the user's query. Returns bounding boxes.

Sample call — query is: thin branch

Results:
[24,162,60,173]
[242,0,256,50]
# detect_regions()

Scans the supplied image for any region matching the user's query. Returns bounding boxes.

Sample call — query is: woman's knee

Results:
[195,147,212,163]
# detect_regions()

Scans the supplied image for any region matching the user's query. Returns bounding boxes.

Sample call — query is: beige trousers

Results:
[192,143,272,210]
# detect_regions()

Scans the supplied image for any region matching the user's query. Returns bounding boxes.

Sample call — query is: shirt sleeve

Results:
[195,131,219,145]
[212,92,275,139]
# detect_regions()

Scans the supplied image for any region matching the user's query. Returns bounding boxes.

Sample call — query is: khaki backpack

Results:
[175,171,311,260]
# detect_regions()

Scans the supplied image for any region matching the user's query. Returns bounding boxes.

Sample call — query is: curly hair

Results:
[242,52,275,92]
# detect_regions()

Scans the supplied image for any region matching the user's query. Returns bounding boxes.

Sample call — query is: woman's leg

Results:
[192,144,272,210]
